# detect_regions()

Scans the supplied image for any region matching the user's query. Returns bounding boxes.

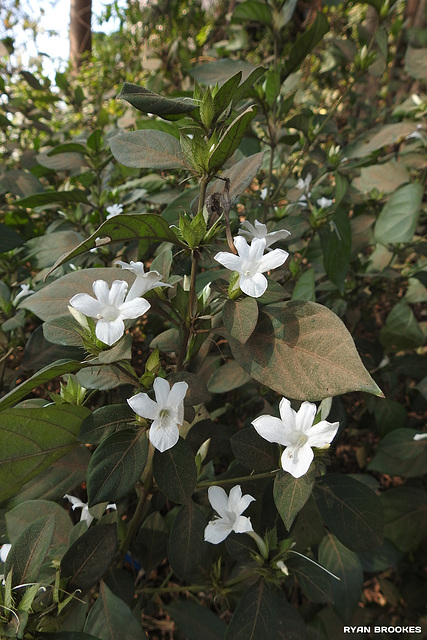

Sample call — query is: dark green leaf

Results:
[283,12,329,77]
[15,190,89,208]
[166,600,227,640]
[232,0,273,26]
[231,428,278,471]
[274,593,308,640]
[48,215,182,274]
[0,224,24,252]
[274,468,315,529]
[153,437,197,503]
[26,230,84,269]
[374,183,423,243]
[368,428,427,477]
[0,359,86,410]
[318,533,363,622]
[109,130,186,169]
[168,501,207,580]
[381,486,427,552]
[345,122,416,159]
[36,152,87,171]
[207,360,252,393]
[225,580,279,640]
[292,268,315,302]
[190,59,258,86]
[0,405,89,501]
[228,301,382,401]
[319,209,351,293]
[4,515,55,586]
[223,297,259,344]
[79,404,135,445]
[117,82,196,118]
[231,67,266,106]
[132,512,168,575]
[0,169,44,198]
[380,302,425,351]
[209,105,258,172]
[313,474,384,551]
[286,554,335,604]
[213,72,242,117]
[76,364,137,390]
[43,633,100,640]
[87,429,148,506]
[43,316,83,347]
[61,524,117,594]
[373,399,408,436]
[83,581,147,639]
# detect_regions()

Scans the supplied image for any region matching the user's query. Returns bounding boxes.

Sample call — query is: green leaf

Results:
[318,534,363,622]
[132,512,168,575]
[166,600,227,640]
[212,72,242,118]
[380,302,425,351]
[79,404,135,445]
[354,160,409,194]
[405,46,427,80]
[15,190,89,208]
[43,633,100,640]
[225,580,279,640]
[61,524,117,594]
[0,223,24,252]
[209,105,258,172]
[4,515,55,586]
[283,12,329,77]
[153,438,197,503]
[373,398,408,436]
[36,152,87,171]
[87,429,148,506]
[228,301,382,401]
[381,486,427,552]
[43,316,83,347]
[0,168,44,198]
[291,267,315,301]
[207,360,252,393]
[48,215,182,274]
[232,0,273,26]
[117,82,196,119]
[0,359,86,410]
[168,501,207,580]
[190,59,259,86]
[26,230,84,269]
[273,468,315,529]
[76,365,137,390]
[0,405,89,502]
[374,183,423,243]
[319,209,351,293]
[231,67,266,106]
[109,130,186,169]
[286,554,335,603]
[223,297,259,344]
[313,474,384,551]
[231,428,278,471]
[84,581,147,639]
[368,428,427,477]
[264,68,281,107]
[345,122,417,159]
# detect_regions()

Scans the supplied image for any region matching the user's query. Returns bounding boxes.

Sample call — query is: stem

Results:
[247,531,268,560]
[196,470,278,490]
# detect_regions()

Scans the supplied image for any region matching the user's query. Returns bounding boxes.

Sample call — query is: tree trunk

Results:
[70,0,92,69]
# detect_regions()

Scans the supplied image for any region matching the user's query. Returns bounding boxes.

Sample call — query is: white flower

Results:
[276,560,289,575]
[106,204,124,219]
[296,173,312,193]
[69,279,151,346]
[317,197,334,209]
[128,377,188,452]
[64,495,117,527]
[204,485,255,544]
[260,187,268,200]
[115,260,171,301]
[238,219,291,249]
[13,284,34,306]
[252,398,339,478]
[0,544,11,563]
[214,236,289,298]
[414,433,427,441]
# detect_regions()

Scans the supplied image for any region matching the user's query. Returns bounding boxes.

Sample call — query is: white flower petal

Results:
[166,381,188,410]
[204,519,232,544]
[153,377,171,407]
[306,420,339,447]
[208,486,230,519]
[96,317,125,345]
[278,398,297,431]
[228,485,243,513]
[414,433,427,441]
[120,297,151,319]
[295,401,317,432]
[239,272,267,298]
[264,229,291,248]
[109,280,128,307]
[281,443,313,478]
[258,248,289,273]
[233,515,253,534]
[64,494,86,510]
[214,251,241,271]
[69,293,103,318]
[0,544,12,562]
[128,393,159,421]
[149,420,179,452]
[237,493,256,514]
[92,280,111,305]
[233,235,252,259]
[252,415,289,446]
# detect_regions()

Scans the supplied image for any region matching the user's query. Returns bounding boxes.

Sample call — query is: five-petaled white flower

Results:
[204,485,255,544]
[238,219,290,249]
[115,260,171,301]
[64,494,117,527]
[14,284,34,306]
[128,377,188,452]
[252,398,339,478]
[317,197,334,209]
[106,204,124,219]
[69,279,150,346]
[214,236,288,298]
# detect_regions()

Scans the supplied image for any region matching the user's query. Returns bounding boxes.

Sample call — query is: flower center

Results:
[98,304,120,322]
[287,431,309,455]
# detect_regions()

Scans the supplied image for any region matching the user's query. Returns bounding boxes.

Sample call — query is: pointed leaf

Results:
[209,106,258,172]
[207,360,252,393]
[79,404,135,445]
[318,534,363,622]
[231,428,278,471]
[109,130,186,169]
[4,515,55,586]
[153,437,197,503]
[168,501,207,580]
[374,183,423,244]
[286,554,335,604]
[166,600,227,640]
[228,301,382,401]
[132,512,168,575]
[367,428,427,477]
[313,474,384,551]
[274,468,315,529]
[0,224,24,252]
[283,12,329,77]
[223,297,259,344]
[84,581,147,639]
[232,1,273,26]
[381,486,427,552]
[15,190,89,208]
[319,208,351,293]
[225,580,279,640]
[117,82,196,119]
[87,429,148,506]
[61,524,117,594]
[345,122,416,159]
